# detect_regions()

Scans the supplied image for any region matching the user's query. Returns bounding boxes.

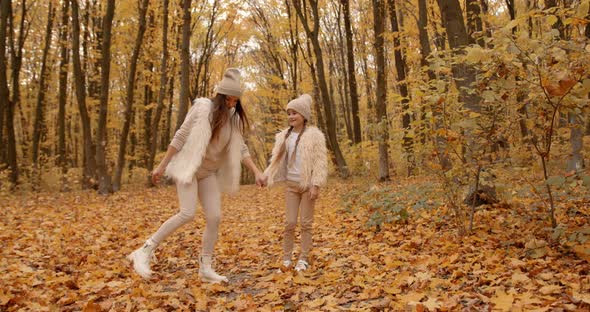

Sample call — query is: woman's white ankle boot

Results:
[199,255,228,283]
[127,239,156,279]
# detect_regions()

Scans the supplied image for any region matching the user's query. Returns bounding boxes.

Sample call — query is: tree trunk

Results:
[587,7,590,136]
[148,0,169,187]
[57,0,70,189]
[418,0,450,170]
[565,2,586,171]
[95,0,115,195]
[387,0,414,176]
[335,6,353,143]
[373,0,390,181]
[71,0,96,189]
[32,2,55,168]
[466,0,484,46]
[5,0,26,185]
[113,0,149,192]
[163,73,174,151]
[176,0,191,131]
[293,0,349,178]
[438,0,481,113]
[567,113,584,171]
[143,68,154,167]
[0,0,14,184]
[301,39,326,135]
[506,0,531,144]
[341,0,361,144]
[285,0,299,96]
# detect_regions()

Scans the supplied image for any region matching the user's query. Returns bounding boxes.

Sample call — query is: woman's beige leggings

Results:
[150,174,220,257]
[283,181,316,261]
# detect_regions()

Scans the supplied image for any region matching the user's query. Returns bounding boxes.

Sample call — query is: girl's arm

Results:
[242,156,266,187]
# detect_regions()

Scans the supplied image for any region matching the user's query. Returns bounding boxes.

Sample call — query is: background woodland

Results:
[0,0,589,227]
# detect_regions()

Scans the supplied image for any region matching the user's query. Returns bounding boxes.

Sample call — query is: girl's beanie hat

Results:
[286,94,312,121]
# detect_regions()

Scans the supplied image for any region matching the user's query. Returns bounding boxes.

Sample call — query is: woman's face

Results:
[225,96,239,109]
[287,109,305,129]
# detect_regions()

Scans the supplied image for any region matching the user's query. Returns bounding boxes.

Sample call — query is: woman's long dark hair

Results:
[210,93,250,140]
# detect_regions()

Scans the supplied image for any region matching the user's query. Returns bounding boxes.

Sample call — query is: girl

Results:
[263,94,328,272]
[127,68,265,282]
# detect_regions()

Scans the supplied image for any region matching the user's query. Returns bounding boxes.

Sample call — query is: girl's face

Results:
[287,109,305,129]
[225,95,239,109]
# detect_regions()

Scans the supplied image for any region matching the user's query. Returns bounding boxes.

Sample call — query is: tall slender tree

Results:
[5,0,27,185]
[418,0,450,170]
[148,0,170,186]
[341,0,361,144]
[387,0,414,175]
[57,0,70,189]
[114,0,149,191]
[437,0,480,114]
[373,0,390,181]
[71,0,96,189]
[0,0,11,182]
[176,0,191,131]
[292,0,349,177]
[32,2,55,168]
[95,0,115,194]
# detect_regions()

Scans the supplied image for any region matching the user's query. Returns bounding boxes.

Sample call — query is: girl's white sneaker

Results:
[277,260,292,273]
[294,259,309,272]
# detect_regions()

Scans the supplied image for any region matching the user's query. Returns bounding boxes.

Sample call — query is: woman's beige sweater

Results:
[165,98,248,194]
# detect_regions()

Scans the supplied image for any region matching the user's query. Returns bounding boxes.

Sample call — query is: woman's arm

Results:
[151,145,179,184]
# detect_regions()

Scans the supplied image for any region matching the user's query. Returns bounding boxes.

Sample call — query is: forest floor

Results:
[1,176,589,311]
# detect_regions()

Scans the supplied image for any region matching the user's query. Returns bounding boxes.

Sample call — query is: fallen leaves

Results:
[0,178,589,310]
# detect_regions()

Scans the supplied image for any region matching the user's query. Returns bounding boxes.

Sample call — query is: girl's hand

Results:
[309,185,319,200]
[151,165,165,185]
[255,173,267,187]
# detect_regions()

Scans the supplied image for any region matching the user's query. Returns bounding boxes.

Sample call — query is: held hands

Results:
[255,173,268,187]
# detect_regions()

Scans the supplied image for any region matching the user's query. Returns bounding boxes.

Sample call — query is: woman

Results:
[128,68,265,283]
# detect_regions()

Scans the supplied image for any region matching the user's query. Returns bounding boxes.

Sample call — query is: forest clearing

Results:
[1,0,590,310]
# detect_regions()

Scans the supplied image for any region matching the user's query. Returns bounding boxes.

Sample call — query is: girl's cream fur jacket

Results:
[165,98,243,194]
[264,126,328,189]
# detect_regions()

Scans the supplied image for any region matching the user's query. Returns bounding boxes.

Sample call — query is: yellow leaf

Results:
[511,271,530,284]
[400,292,425,304]
[0,289,11,305]
[306,297,325,308]
[572,290,590,304]
[491,290,514,312]
[383,286,402,295]
[573,243,590,262]
[422,297,441,311]
[518,292,543,307]
[539,285,562,295]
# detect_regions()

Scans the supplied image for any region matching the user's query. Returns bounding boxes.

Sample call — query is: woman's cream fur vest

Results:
[264,126,328,189]
[165,98,244,194]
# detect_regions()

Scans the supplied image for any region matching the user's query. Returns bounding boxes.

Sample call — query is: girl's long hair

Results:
[209,93,250,140]
[275,121,307,166]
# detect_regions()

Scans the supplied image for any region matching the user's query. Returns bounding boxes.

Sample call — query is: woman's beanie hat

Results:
[215,68,242,97]
[286,94,312,121]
